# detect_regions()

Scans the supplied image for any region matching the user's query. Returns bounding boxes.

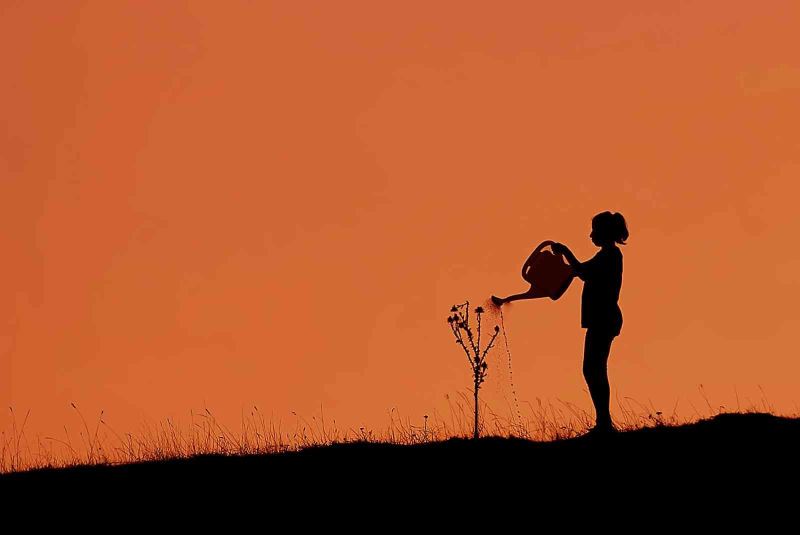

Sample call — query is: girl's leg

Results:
[583,328,615,429]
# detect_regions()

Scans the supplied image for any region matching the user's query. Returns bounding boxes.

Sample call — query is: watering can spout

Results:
[527,286,553,299]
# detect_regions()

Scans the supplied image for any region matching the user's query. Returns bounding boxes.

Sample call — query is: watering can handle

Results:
[521,240,557,280]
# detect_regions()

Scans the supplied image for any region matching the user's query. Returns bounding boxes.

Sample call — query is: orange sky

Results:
[2,1,800,441]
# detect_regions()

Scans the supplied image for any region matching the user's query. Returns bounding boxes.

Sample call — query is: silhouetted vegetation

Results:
[447,301,501,439]
[4,411,798,510]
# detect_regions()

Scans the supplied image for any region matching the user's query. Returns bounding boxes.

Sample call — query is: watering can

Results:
[521,240,575,300]
[491,240,575,307]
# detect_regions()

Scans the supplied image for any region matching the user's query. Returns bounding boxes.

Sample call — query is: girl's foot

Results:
[491,295,504,307]
[587,422,617,435]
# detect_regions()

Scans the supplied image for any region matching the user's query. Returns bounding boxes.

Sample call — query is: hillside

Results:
[4,412,797,504]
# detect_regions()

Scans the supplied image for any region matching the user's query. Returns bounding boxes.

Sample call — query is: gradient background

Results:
[2,1,799,440]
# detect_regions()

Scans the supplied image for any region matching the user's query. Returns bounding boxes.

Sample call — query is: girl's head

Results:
[590,211,629,247]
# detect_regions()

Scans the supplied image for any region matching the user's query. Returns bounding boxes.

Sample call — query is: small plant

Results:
[447,301,501,439]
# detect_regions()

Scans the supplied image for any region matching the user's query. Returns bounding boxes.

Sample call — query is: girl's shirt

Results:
[574,245,623,334]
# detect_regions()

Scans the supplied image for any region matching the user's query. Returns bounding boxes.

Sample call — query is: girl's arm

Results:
[562,248,580,269]
[553,243,592,281]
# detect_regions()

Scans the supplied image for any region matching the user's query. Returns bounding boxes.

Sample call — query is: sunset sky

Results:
[2,1,800,441]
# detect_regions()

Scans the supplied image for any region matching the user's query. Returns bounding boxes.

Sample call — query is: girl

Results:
[552,211,628,434]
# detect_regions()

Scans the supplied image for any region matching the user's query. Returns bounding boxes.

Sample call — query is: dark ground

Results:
[3,412,798,518]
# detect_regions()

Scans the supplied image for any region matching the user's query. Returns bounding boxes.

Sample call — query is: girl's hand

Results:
[551,242,567,255]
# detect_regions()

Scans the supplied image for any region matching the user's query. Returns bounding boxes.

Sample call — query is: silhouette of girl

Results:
[552,211,628,434]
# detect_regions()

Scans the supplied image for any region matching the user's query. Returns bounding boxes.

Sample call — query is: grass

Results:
[0,387,784,475]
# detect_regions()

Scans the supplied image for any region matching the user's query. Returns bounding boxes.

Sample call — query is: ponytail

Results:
[613,212,629,245]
